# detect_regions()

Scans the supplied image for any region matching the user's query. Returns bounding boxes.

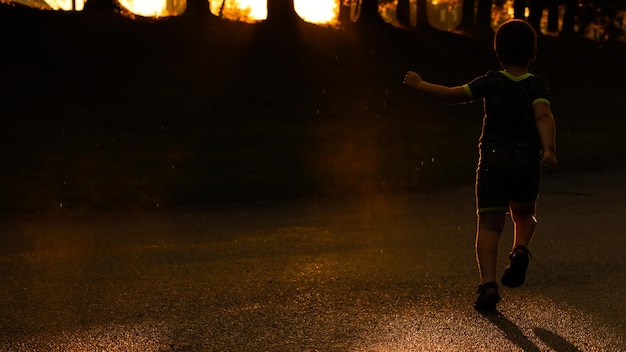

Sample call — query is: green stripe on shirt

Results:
[463,84,474,100]
[533,98,550,105]
[500,70,533,81]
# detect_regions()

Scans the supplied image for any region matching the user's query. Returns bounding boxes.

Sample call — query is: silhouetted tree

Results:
[183,0,211,18]
[218,0,226,16]
[458,0,492,33]
[83,0,120,14]
[475,0,492,32]
[513,0,525,19]
[357,0,384,24]
[458,0,475,31]
[339,0,353,24]
[527,0,544,32]
[547,0,559,33]
[561,0,577,35]
[267,0,302,24]
[396,0,410,26]
[415,0,430,28]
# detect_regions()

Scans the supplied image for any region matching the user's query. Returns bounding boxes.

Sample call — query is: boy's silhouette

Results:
[403,19,557,310]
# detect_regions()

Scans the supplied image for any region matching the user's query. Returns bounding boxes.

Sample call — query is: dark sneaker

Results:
[474,282,501,311]
[501,245,532,288]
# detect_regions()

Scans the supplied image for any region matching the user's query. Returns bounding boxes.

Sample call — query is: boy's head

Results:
[494,20,537,67]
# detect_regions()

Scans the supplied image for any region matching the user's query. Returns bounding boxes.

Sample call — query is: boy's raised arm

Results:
[403,71,469,104]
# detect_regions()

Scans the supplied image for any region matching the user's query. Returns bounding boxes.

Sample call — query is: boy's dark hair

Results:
[494,20,537,66]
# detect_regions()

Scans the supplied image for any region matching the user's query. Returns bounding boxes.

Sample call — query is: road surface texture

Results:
[1,170,625,351]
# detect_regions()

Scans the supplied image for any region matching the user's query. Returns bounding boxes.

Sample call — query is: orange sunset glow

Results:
[8,0,473,28]
[119,0,168,17]
[295,0,338,24]
[13,0,341,22]
[209,0,339,24]
[110,0,340,23]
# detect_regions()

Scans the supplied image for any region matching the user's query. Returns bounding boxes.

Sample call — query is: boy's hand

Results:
[403,71,422,89]
[541,150,557,171]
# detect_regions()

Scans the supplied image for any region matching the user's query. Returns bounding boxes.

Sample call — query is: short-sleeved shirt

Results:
[463,70,550,152]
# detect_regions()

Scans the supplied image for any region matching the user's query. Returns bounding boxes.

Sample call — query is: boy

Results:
[403,19,557,310]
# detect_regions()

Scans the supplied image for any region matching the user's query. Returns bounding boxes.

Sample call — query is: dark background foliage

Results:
[1,2,625,210]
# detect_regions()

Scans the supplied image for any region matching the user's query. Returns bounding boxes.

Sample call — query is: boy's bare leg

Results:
[476,211,506,283]
[510,201,537,250]
[500,201,537,288]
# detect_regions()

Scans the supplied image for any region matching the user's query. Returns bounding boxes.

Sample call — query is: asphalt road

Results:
[1,170,625,351]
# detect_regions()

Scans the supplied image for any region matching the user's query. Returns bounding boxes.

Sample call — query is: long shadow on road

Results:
[480,310,581,352]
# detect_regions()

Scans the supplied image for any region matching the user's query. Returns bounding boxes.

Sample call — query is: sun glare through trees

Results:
[209,0,266,21]
[119,0,172,17]
[295,0,338,24]
[6,0,626,42]
[4,0,341,23]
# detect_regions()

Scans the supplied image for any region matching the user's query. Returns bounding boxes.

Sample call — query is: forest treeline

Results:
[4,0,626,42]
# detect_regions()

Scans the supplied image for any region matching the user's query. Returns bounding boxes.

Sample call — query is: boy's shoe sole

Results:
[501,245,531,288]
[474,282,501,311]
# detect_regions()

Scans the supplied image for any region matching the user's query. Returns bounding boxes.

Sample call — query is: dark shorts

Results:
[476,144,541,214]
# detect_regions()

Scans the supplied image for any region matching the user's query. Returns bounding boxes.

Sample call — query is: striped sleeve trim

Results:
[463,84,474,100]
[533,98,550,106]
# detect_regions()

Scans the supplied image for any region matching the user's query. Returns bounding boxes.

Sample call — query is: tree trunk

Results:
[267,0,301,24]
[415,0,430,28]
[527,0,544,32]
[458,0,475,31]
[546,0,558,33]
[339,0,354,24]
[183,0,211,18]
[83,0,119,13]
[560,0,576,36]
[357,0,384,24]
[396,0,410,27]
[475,0,492,33]
[218,0,225,17]
[513,0,525,19]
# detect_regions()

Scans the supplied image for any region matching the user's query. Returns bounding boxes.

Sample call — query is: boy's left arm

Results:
[534,102,557,170]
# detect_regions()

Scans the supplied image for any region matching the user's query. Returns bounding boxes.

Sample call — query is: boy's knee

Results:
[512,212,538,227]
[478,212,506,232]
[510,201,536,215]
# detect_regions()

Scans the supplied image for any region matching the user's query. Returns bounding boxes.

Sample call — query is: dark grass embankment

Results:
[2,5,625,211]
